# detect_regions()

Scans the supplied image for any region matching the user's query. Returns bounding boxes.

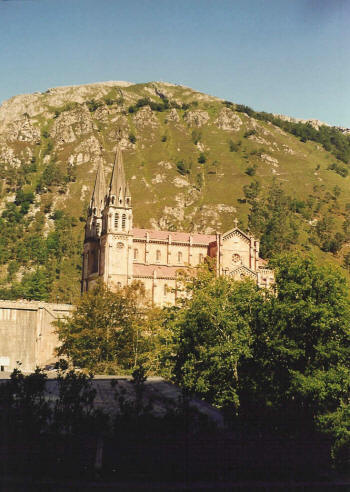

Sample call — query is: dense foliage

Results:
[243,179,347,258]
[168,257,350,469]
[0,202,81,302]
[56,281,165,374]
[234,102,350,164]
[54,255,350,471]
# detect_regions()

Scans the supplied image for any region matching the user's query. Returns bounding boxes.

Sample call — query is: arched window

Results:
[114,213,119,229]
[177,251,182,263]
[122,214,126,230]
[117,282,122,289]
[199,253,204,263]
[96,223,100,236]
[164,284,168,295]
[156,250,161,261]
[111,196,115,205]
[134,249,138,260]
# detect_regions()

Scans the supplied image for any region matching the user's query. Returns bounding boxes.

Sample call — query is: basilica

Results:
[82,148,274,305]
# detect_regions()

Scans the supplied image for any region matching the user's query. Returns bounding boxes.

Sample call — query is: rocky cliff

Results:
[0,81,349,301]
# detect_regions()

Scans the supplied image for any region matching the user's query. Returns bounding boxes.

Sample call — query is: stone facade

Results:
[0,300,73,372]
[82,149,274,305]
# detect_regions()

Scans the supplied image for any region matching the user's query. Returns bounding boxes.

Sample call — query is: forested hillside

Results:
[1,81,350,302]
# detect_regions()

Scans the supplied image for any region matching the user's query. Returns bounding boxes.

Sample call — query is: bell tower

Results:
[100,146,133,289]
[82,160,106,292]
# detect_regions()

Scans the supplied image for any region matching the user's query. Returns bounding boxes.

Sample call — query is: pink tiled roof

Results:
[133,263,190,279]
[132,228,216,244]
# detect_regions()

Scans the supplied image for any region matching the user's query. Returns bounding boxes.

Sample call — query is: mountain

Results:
[1,81,350,302]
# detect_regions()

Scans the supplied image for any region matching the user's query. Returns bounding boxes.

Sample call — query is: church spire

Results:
[90,160,106,216]
[109,146,128,206]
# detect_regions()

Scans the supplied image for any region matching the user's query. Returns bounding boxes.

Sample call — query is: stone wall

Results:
[0,300,73,372]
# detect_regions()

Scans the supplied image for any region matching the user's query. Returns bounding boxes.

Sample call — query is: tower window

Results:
[156,250,161,261]
[96,223,100,236]
[111,196,115,205]
[114,213,119,229]
[122,214,126,230]
[177,251,182,263]
[164,284,168,295]
[134,249,139,260]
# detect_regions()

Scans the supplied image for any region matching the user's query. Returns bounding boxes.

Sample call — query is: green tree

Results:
[56,281,159,373]
[172,265,263,413]
[242,254,350,442]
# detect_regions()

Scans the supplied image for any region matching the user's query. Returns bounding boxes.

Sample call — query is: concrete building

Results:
[0,300,72,372]
[82,148,274,305]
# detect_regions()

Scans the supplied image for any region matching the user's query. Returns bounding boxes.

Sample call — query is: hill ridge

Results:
[0,81,350,301]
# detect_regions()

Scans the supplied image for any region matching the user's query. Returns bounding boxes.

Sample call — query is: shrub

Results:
[129,133,136,144]
[229,139,240,152]
[244,129,257,138]
[328,162,348,177]
[191,130,202,145]
[176,161,190,175]
[198,153,206,164]
[103,97,114,106]
[245,165,256,176]
[86,99,102,112]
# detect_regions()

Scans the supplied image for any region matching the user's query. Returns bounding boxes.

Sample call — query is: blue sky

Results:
[0,0,349,126]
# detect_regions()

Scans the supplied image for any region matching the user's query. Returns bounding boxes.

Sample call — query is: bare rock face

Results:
[133,106,159,129]
[0,93,44,126]
[167,108,180,123]
[184,110,210,127]
[214,108,242,131]
[51,106,94,145]
[0,146,22,167]
[282,144,296,155]
[7,117,40,143]
[261,154,279,167]
[248,134,269,146]
[151,174,166,184]
[69,135,101,167]
[216,204,236,214]
[158,161,172,169]
[93,105,110,121]
[173,176,190,188]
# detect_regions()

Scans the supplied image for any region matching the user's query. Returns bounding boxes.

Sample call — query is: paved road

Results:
[0,372,224,426]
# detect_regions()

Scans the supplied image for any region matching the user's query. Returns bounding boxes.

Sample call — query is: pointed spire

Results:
[109,146,130,206]
[90,160,106,216]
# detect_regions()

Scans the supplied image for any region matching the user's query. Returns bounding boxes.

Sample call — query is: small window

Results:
[164,284,168,295]
[156,250,161,261]
[122,214,126,230]
[93,207,97,215]
[114,213,119,229]
[134,249,139,260]
[96,223,100,235]
[111,196,115,205]
[117,282,122,289]
[199,253,204,263]
[177,251,182,263]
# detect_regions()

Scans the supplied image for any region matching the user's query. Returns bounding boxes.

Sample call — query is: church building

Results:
[82,148,274,305]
